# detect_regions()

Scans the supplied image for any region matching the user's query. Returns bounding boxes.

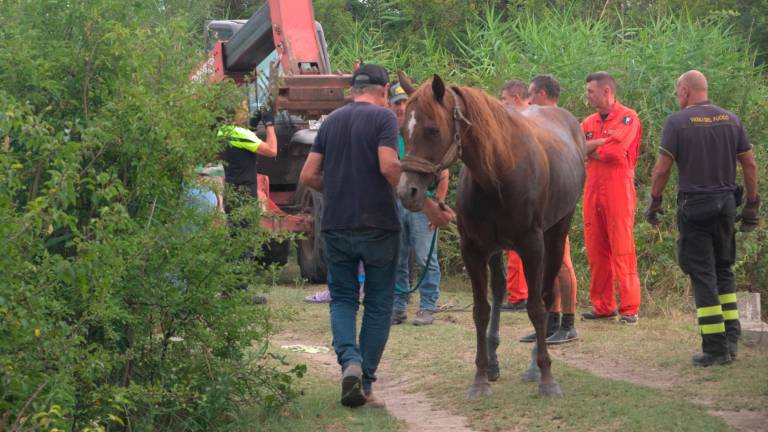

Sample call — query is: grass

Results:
[258,264,768,431]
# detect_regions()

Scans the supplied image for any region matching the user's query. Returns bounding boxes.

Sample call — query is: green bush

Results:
[324,7,768,316]
[0,1,302,430]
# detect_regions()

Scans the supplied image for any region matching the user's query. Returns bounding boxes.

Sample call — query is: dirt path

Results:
[275,333,478,432]
[554,348,681,390]
[551,347,768,432]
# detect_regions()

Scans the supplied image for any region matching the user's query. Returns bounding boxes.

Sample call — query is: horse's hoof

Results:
[538,382,562,397]
[467,382,492,400]
[488,365,500,382]
[521,366,541,383]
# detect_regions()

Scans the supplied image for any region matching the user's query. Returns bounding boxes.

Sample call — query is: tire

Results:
[296,185,327,283]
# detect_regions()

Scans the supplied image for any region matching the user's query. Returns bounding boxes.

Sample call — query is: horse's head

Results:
[398,74,468,211]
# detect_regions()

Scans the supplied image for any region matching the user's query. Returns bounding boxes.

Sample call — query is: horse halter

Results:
[401,87,472,182]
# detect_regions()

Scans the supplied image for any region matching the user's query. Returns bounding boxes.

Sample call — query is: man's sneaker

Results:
[519,312,560,343]
[501,300,527,312]
[340,363,366,407]
[546,327,579,344]
[727,340,738,360]
[581,310,618,320]
[547,314,578,344]
[692,352,732,367]
[413,309,434,326]
[618,314,639,325]
[391,310,407,325]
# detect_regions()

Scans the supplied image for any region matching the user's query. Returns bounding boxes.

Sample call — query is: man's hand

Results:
[586,138,607,155]
[261,112,275,127]
[737,195,760,232]
[423,199,455,229]
[644,195,664,225]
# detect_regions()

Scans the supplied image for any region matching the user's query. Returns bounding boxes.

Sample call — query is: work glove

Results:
[260,112,275,127]
[736,195,760,233]
[644,195,664,225]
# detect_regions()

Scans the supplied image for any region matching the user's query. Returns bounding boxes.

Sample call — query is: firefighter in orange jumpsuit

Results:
[499,79,532,311]
[581,71,642,325]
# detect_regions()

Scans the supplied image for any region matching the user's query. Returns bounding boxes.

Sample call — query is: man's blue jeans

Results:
[324,228,399,393]
[393,204,441,312]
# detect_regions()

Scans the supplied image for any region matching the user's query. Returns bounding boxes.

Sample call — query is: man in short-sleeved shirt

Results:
[659,104,751,193]
[310,101,400,231]
[646,70,759,367]
[300,63,401,408]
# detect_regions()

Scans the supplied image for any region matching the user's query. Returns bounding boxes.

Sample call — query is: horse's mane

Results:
[410,82,530,187]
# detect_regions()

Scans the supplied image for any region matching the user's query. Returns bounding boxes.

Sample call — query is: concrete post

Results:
[737,292,767,347]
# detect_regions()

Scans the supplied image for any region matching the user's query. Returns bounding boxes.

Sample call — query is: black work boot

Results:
[547,313,578,345]
[692,352,732,367]
[581,310,618,320]
[725,321,741,360]
[501,300,528,312]
[519,312,560,343]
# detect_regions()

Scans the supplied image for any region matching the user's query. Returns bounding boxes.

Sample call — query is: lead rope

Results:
[396,228,439,295]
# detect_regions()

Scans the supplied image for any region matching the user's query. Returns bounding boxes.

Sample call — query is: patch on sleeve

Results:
[623,116,632,125]
[585,131,594,139]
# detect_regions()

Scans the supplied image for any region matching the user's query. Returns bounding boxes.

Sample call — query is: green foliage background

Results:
[314,1,768,315]
[0,0,302,430]
[1,0,767,430]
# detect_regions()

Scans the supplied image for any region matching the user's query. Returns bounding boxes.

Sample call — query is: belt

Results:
[677,191,734,200]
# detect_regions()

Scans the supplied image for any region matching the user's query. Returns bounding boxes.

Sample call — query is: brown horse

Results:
[397,74,585,398]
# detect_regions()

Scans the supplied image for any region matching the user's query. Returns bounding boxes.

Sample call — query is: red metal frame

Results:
[256,174,312,233]
[189,41,228,83]
[267,0,326,75]
[190,1,352,236]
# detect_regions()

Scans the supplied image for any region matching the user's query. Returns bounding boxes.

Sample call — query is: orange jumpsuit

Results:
[506,237,577,313]
[581,102,642,316]
[505,251,528,303]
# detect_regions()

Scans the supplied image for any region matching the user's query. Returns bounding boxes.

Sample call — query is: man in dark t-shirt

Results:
[646,70,759,367]
[219,112,278,199]
[299,64,401,408]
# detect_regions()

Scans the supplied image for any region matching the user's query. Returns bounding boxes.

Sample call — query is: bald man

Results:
[646,70,759,367]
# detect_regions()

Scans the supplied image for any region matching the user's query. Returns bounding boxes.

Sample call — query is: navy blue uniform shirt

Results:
[660,101,751,193]
[311,101,400,231]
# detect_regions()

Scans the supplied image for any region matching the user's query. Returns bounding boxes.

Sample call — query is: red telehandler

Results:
[192,0,354,283]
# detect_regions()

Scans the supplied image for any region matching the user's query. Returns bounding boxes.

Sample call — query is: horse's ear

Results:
[432,74,445,104]
[398,70,416,95]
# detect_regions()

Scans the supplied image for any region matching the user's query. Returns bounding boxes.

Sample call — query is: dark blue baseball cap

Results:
[351,63,389,87]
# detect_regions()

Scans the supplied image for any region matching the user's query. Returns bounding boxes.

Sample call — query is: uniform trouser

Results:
[505,251,528,303]
[677,192,741,356]
[393,205,441,312]
[583,184,641,316]
[505,237,577,313]
[324,228,400,393]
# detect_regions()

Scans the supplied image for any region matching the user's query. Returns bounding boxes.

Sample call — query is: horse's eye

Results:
[425,127,440,137]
